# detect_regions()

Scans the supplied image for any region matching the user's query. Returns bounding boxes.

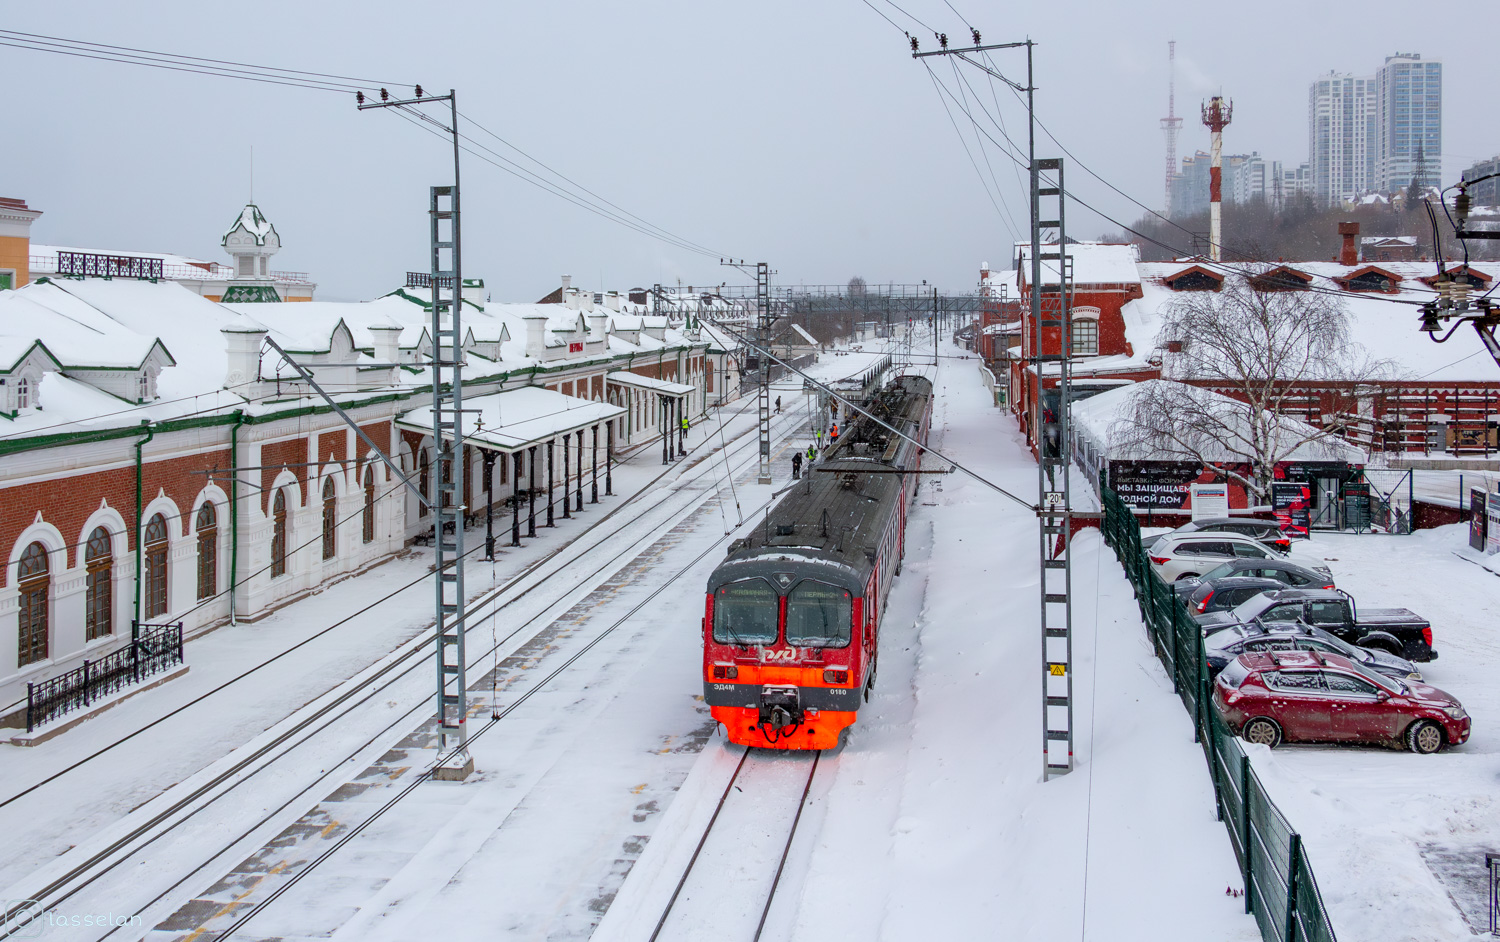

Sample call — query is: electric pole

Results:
[359,87,474,780]
[915,35,1075,778]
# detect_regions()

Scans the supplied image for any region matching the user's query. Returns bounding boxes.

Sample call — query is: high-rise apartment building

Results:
[1308,71,1377,205]
[1461,155,1500,208]
[1376,53,1442,194]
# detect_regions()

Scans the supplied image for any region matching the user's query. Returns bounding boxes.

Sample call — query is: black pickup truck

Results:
[1196,588,1436,663]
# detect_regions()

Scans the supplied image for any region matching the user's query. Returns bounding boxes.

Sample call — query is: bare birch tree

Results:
[1117,272,1390,503]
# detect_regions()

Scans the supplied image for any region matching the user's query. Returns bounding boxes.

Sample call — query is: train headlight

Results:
[712,665,738,680]
[823,669,848,685]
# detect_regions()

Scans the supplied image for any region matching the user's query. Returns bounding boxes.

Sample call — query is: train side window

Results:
[785,581,853,648]
[713,579,779,646]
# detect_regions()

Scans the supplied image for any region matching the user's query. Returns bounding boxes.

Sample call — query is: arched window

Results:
[196,503,217,601]
[271,489,288,578]
[15,376,31,410]
[419,450,431,518]
[322,477,337,560]
[17,542,50,666]
[363,466,376,544]
[144,513,169,619]
[137,373,150,402]
[85,527,113,640]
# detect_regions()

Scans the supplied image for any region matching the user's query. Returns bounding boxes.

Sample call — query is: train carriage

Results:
[702,373,933,749]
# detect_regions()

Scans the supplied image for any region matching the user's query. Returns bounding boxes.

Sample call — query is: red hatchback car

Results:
[1212,651,1470,754]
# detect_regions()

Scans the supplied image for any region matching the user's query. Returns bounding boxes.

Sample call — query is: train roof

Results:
[711,372,933,592]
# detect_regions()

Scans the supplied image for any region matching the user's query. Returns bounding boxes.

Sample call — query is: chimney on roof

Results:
[605,290,620,312]
[588,311,608,340]
[369,323,403,367]
[221,322,268,395]
[560,274,571,293]
[565,287,581,311]
[522,313,548,359]
[1338,221,1360,266]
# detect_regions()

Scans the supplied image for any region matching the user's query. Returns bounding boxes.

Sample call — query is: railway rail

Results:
[648,748,824,942]
[0,398,811,941]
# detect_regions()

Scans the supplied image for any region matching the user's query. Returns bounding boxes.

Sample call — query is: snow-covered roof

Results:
[790,324,820,346]
[222,203,277,246]
[1070,380,1365,464]
[606,371,695,396]
[1018,242,1142,287]
[396,386,623,453]
[1129,260,1496,382]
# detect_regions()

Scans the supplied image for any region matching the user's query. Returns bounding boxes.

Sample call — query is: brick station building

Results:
[0,199,714,721]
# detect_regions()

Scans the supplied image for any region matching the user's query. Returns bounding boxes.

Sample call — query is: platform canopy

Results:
[607,371,695,396]
[396,386,624,454]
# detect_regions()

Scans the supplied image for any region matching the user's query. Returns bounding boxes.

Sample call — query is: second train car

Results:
[702,371,934,749]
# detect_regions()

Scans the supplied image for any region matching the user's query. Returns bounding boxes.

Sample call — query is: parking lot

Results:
[1191,524,1500,941]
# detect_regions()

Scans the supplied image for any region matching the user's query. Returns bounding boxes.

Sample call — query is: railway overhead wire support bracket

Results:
[359,88,474,781]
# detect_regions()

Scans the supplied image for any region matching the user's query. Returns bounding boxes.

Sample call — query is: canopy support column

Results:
[510,451,521,547]
[527,445,538,537]
[590,424,599,504]
[546,439,555,527]
[575,429,585,510]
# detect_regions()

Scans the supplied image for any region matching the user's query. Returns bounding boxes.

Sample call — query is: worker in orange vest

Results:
[829,422,839,444]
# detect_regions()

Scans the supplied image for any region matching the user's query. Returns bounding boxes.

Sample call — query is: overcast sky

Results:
[3,1,1493,301]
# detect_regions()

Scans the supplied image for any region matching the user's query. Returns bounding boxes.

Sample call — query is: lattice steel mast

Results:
[359,88,474,780]
[914,34,1075,778]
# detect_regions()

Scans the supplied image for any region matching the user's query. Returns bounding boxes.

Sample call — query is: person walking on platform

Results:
[815,428,823,450]
[806,444,816,464]
[829,422,839,444]
[775,395,782,414]
[791,449,802,480]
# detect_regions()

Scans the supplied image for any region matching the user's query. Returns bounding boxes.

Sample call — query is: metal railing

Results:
[32,255,313,286]
[1100,486,1338,942]
[55,251,163,280]
[25,621,184,733]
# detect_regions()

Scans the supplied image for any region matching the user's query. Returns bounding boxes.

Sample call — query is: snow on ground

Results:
[0,393,786,903]
[20,341,1268,941]
[1241,524,1500,941]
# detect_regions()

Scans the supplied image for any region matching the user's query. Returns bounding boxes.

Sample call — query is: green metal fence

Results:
[1100,486,1338,942]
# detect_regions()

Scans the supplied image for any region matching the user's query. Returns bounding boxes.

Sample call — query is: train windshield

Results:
[713,579,779,646]
[785,581,853,647]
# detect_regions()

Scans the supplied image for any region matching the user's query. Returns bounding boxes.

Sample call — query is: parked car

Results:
[1148,532,1290,583]
[1172,558,1336,600]
[1186,577,1287,620]
[1212,651,1468,753]
[1167,517,1292,553]
[1203,621,1422,682]
[1197,588,1437,662]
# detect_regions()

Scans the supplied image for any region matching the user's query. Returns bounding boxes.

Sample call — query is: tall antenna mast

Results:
[1160,41,1182,215]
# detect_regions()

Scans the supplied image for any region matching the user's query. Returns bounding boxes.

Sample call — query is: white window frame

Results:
[1069,307,1101,358]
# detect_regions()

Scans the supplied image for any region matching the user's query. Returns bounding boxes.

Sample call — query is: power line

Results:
[459,110,731,259]
[387,105,729,260]
[0,29,401,87]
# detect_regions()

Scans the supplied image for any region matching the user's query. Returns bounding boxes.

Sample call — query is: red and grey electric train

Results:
[702,372,934,749]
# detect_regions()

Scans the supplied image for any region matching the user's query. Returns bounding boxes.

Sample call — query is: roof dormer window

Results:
[138,373,150,403]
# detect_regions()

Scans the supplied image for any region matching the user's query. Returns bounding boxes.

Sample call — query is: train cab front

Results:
[702,567,863,750]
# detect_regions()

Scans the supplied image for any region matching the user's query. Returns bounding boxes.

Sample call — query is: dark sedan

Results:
[1203,621,1422,681]
[1172,558,1336,600]
[1187,576,1286,620]
[1212,651,1468,753]
[1170,517,1292,553]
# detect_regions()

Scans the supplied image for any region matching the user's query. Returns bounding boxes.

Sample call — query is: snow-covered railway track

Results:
[0,403,807,942]
[647,748,823,942]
